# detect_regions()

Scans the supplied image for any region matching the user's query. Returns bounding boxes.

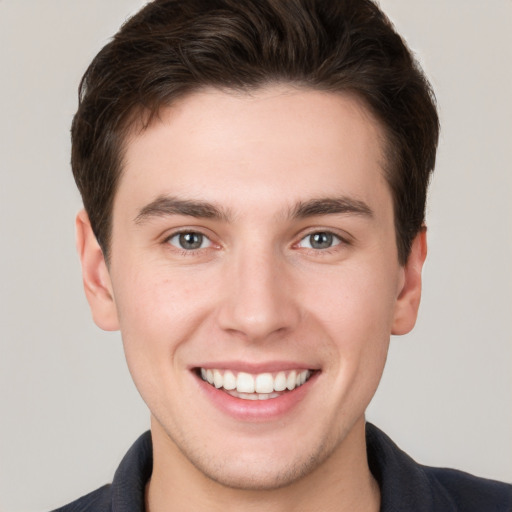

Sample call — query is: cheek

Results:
[307,262,398,338]
[305,262,397,383]
[115,262,209,328]
[111,267,215,383]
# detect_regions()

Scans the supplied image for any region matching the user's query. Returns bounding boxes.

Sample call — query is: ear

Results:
[391,229,427,335]
[75,209,119,331]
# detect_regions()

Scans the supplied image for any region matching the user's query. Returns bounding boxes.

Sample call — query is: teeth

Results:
[227,391,281,400]
[213,369,223,388]
[274,371,287,391]
[255,373,274,393]
[199,368,312,397]
[237,372,255,393]
[286,370,297,390]
[223,370,236,390]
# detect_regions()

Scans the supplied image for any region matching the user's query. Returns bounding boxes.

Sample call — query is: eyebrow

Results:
[134,194,373,225]
[134,196,231,224]
[289,197,374,219]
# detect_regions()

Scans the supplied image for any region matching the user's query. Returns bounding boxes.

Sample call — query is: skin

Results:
[77,85,426,511]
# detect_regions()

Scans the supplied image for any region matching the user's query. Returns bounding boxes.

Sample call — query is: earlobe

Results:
[391,229,427,335]
[75,209,120,331]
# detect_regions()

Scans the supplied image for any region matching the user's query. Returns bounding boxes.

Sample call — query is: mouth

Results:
[196,368,314,401]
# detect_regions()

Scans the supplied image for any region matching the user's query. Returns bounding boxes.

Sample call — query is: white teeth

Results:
[227,391,281,400]
[255,373,274,393]
[286,370,297,390]
[236,372,255,393]
[258,392,280,399]
[199,368,312,397]
[213,369,223,388]
[274,371,287,391]
[223,370,236,390]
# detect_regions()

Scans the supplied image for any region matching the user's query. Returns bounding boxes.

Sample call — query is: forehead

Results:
[115,86,390,220]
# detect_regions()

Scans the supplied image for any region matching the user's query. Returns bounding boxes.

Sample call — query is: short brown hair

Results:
[71,0,439,264]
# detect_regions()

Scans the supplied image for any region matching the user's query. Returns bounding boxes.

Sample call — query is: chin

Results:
[173,429,338,492]
[189,451,324,491]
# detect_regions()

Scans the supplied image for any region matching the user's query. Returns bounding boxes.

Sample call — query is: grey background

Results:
[0,1,510,511]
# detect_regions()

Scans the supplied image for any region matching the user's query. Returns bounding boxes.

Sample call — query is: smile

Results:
[199,368,312,400]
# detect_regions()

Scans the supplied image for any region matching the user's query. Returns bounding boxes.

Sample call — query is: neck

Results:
[145,416,380,512]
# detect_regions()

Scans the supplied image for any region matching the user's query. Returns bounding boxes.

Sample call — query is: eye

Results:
[297,231,341,250]
[167,231,212,250]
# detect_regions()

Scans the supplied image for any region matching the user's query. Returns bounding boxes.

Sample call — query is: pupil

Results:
[179,232,202,249]
[311,232,332,249]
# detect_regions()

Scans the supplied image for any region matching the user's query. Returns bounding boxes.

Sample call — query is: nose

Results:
[216,245,301,342]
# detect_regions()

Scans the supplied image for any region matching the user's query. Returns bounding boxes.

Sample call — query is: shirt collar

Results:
[366,422,456,512]
[111,431,152,512]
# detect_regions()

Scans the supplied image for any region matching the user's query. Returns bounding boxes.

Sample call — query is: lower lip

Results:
[195,372,318,422]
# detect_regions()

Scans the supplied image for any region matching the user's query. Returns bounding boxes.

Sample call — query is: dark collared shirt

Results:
[52,423,512,511]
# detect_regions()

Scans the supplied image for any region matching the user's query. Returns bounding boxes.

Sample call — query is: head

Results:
[73,0,438,497]
[72,0,439,266]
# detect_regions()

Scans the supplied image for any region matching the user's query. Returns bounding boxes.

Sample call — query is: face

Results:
[78,85,425,490]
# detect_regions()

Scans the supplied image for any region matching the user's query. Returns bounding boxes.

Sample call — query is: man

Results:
[55,0,511,510]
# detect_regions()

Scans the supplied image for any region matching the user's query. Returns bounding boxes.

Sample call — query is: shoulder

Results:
[50,431,152,512]
[366,423,512,512]
[51,484,112,512]
[424,466,512,512]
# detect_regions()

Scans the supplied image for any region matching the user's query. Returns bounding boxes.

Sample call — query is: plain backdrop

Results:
[0,1,511,511]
